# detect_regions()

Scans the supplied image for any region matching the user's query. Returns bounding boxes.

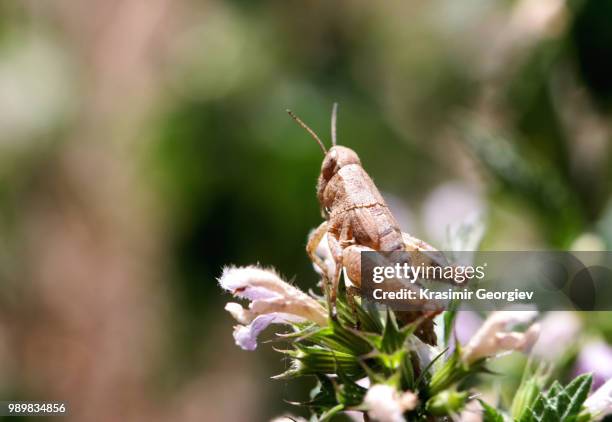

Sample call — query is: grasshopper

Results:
[288,104,447,344]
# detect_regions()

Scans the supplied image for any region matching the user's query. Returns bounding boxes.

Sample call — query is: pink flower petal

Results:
[232,313,305,351]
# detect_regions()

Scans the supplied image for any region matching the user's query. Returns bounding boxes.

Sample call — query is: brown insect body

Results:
[318,146,405,254]
[289,106,443,345]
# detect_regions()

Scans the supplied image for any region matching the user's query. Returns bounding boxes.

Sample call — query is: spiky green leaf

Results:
[478,399,504,422]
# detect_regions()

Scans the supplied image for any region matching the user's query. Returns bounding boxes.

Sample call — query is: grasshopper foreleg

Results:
[307,221,335,309]
[307,221,332,280]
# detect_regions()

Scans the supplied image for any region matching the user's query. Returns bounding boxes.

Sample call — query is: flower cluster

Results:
[218,243,610,422]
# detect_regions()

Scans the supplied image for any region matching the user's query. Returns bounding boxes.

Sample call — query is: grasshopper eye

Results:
[321,150,339,180]
[322,161,335,179]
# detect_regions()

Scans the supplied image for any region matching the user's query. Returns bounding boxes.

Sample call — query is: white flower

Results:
[531,312,581,361]
[364,384,418,422]
[219,266,327,350]
[462,311,540,364]
[585,378,612,420]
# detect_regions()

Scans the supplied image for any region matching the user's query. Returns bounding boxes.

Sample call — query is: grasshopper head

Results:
[317,146,361,218]
[286,106,359,218]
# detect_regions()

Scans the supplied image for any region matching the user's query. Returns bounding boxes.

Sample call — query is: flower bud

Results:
[462,311,540,364]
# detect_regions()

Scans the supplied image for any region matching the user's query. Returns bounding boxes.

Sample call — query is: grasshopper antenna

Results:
[287,109,328,154]
[331,102,338,146]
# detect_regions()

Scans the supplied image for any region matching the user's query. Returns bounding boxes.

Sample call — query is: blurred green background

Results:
[0,0,612,421]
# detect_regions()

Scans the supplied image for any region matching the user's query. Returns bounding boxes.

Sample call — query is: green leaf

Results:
[416,347,446,392]
[512,361,550,421]
[443,305,458,347]
[355,300,384,334]
[527,393,560,422]
[541,401,561,422]
[317,404,344,422]
[273,345,363,379]
[334,278,383,334]
[358,359,387,385]
[302,375,338,410]
[478,399,504,422]
[426,347,470,396]
[381,310,403,353]
[400,350,415,390]
[295,372,366,417]
[304,320,372,356]
[336,370,367,407]
[558,374,592,421]
[520,374,592,422]
[548,381,563,398]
